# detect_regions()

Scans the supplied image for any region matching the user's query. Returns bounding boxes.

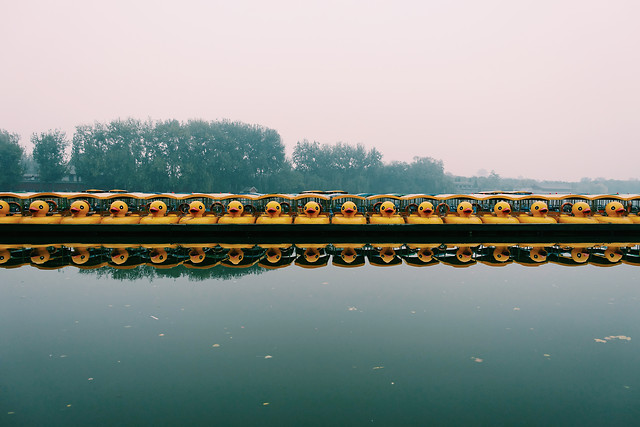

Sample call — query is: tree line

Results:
[4,119,640,194]
[1,119,455,194]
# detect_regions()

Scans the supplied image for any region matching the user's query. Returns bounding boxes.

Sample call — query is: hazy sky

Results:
[2,0,639,181]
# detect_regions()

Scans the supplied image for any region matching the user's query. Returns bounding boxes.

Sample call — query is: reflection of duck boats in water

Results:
[477,246,513,266]
[329,246,367,268]
[403,245,440,267]
[220,246,265,268]
[3,242,640,271]
[367,245,406,266]
[437,245,477,267]
[258,246,296,269]
[294,245,329,268]
[548,247,591,266]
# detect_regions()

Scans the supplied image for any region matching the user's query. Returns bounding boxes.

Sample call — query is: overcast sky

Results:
[2,0,639,181]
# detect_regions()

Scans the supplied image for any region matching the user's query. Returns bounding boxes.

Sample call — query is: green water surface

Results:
[1,263,639,426]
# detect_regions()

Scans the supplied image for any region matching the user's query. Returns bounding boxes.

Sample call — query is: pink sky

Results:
[2,0,639,181]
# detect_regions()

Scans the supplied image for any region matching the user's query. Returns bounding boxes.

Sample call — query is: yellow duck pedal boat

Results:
[294,202,330,224]
[443,202,482,224]
[517,202,557,223]
[256,201,293,224]
[331,202,367,224]
[20,201,62,224]
[480,201,519,224]
[101,201,141,224]
[405,202,443,224]
[217,201,256,224]
[178,201,218,224]
[139,201,180,224]
[60,201,102,224]
[0,201,22,224]
[594,202,634,224]
[368,201,405,224]
[557,202,599,224]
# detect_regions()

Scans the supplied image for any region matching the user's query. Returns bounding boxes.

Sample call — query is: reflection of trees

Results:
[78,263,268,281]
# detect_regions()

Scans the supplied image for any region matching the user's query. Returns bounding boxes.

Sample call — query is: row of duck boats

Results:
[3,191,640,224]
[2,243,638,270]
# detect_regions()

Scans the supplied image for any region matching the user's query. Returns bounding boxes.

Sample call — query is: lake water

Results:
[2,245,640,426]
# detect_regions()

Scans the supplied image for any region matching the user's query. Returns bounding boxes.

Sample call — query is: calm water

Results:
[2,260,640,426]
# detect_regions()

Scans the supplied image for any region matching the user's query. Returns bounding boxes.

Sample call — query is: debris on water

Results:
[595,335,631,343]
[124,325,132,328]
[348,306,358,311]
[66,404,72,408]
[264,355,273,359]
[513,307,520,311]
[88,378,94,381]
[410,311,416,314]
[158,333,165,337]
[543,354,550,357]
[263,402,270,406]
[212,344,221,347]
[7,412,15,415]
[372,366,384,370]
[150,315,159,320]
[60,355,67,358]
[471,357,483,363]
[321,282,328,285]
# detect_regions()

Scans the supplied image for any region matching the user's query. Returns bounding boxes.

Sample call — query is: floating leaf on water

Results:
[158,334,165,337]
[263,402,270,406]
[543,354,551,357]
[264,355,273,359]
[372,366,384,370]
[88,378,94,381]
[212,344,221,348]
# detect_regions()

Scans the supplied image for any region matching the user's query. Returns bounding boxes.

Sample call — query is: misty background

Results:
[2,1,639,189]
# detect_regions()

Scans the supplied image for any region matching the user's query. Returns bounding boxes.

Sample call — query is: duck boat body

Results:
[0,215,22,224]
[256,215,293,224]
[294,201,330,224]
[139,215,180,224]
[480,201,519,224]
[405,215,443,224]
[480,215,519,224]
[369,215,405,224]
[369,201,404,224]
[101,215,141,224]
[294,216,330,224]
[443,202,482,224]
[595,202,633,224]
[517,215,557,224]
[61,215,102,224]
[179,216,218,224]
